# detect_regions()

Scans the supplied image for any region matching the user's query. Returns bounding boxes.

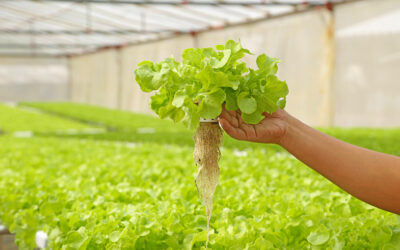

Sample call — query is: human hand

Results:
[219,105,289,145]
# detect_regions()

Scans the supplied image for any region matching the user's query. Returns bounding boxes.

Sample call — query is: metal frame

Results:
[0,43,113,48]
[30,0,329,6]
[0,29,171,34]
[0,0,347,57]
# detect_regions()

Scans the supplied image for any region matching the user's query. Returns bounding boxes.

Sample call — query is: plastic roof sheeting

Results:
[0,0,348,57]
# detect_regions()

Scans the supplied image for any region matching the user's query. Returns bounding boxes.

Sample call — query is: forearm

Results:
[278,113,400,214]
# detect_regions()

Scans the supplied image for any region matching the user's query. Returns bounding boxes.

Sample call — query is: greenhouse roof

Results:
[0,0,351,57]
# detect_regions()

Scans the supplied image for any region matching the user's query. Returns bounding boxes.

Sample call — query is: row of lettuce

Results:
[2,102,400,153]
[1,136,400,249]
[0,102,399,249]
[0,103,270,150]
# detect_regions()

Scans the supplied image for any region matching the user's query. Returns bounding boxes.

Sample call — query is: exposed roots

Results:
[193,122,223,248]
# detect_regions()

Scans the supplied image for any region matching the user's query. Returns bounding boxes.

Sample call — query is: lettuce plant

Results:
[135,40,289,128]
[135,40,288,248]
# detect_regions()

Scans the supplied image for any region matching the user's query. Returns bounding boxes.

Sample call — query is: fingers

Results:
[225,107,238,117]
[219,118,234,134]
[219,117,246,140]
[220,105,239,127]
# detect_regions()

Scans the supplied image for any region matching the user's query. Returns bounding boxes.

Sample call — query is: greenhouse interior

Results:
[0,0,400,249]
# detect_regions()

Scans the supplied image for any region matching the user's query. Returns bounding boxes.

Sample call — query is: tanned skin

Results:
[219,106,400,215]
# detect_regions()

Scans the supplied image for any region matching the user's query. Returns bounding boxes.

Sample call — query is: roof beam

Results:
[0,43,110,48]
[0,52,64,58]
[32,0,323,6]
[0,29,173,34]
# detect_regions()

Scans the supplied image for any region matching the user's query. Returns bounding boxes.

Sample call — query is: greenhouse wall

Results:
[334,0,400,29]
[0,57,68,102]
[333,0,400,127]
[333,34,400,127]
[70,49,120,109]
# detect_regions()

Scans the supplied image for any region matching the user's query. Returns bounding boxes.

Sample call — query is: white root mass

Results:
[193,122,223,248]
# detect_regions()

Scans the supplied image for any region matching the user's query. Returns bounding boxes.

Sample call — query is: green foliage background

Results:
[0,102,399,249]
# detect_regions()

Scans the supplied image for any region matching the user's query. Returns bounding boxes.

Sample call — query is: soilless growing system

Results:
[135,39,287,247]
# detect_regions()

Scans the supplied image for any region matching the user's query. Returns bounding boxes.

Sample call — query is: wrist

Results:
[275,110,298,148]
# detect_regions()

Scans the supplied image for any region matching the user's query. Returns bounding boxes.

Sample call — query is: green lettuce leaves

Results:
[134,40,289,129]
